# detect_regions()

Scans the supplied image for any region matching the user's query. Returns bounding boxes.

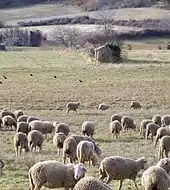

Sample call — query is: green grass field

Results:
[0,46,170,189]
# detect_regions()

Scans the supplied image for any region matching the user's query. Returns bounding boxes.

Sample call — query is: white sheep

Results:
[27,130,44,152]
[28,160,87,190]
[0,110,16,121]
[110,120,122,139]
[2,115,17,130]
[77,140,98,167]
[16,122,29,135]
[152,114,162,126]
[111,114,122,123]
[55,122,70,136]
[98,156,148,190]
[14,132,29,155]
[27,116,40,123]
[14,110,24,119]
[82,121,95,138]
[17,115,29,123]
[53,132,66,155]
[130,101,142,109]
[98,103,109,111]
[73,176,112,190]
[121,116,136,131]
[139,119,152,137]
[158,136,170,160]
[66,101,80,113]
[161,115,170,127]
[145,123,160,141]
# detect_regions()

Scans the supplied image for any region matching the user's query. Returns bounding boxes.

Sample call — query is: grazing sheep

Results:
[0,159,4,178]
[63,137,78,164]
[111,114,122,123]
[154,126,170,147]
[66,101,80,113]
[145,123,160,141]
[0,110,16,121]
[53,132,66,155]
[130,101,142,109]
[29,120,54,137]
[55,123,70,136]
[14,110,24,119]
[28,161,87,190]
[27,116,40,124]
[82,121,95,138]
[142,158,170,190]
[77,141,98,167]
[14,132,29,155]
[27,130,44,152]
[17,115,29,123]
[99,156,148,190]
[110,120,122,139]
[98,103,109,111]
[152,114,162,126]
[2,115,17,130]
[121,116,136,131]
[74,177,112,190]
[161,115,170,127]
[17,122,29,135]
[158,136,170,160]
[139,119,152,137]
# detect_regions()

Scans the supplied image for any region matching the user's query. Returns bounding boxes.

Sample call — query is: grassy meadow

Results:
[0,45,170,190]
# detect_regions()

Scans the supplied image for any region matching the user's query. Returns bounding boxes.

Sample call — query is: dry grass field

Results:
[0,44,170,190]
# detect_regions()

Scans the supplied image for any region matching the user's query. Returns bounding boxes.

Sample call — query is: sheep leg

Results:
[15,147,18,156]
[118,180,123,190]
[165,150,169,158]
[132,179,138,190]
[154,135,159,147]
[151,134,153,142]
[105,175,113,184]
[115,133,118,139]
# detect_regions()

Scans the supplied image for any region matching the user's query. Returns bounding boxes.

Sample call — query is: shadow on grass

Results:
[124,59,170,65]
[78,112,104,116]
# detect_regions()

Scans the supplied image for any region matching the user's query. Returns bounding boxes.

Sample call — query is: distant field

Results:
[0,45,170,189]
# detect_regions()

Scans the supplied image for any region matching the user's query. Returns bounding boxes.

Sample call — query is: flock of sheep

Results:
[0,100,170,190]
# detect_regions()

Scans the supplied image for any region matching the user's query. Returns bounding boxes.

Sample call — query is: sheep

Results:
[110,120,122,139]
[29,120,54,137]
[77,140,98,167]
[130,101,142,109]
[141,158,170,190]
[66,101,80,113]
[73,177,112,190]
[27,130,44,152]
[139,119,152,137]
[17,122,29,135]
[63,136,78,164]
[98,156,148,190]
[158,136,170,160]
[14,132,29,155]
[27,116,40,124]
[145,123,160,141]
[0,159,4,178]
[0,110,16,121]
[111,114,122,123]
[121,116,136,131]
[98,103,109,111]
[152,114,162,126]
[17,115,29,123]
[53,132,66,155]
[55,122,70,136]
[161,115,170,127]
[28,160,87,190]
[2,115,17,130]
[154,126,170,147]
[82,121,95,138]
[14,110,24,119]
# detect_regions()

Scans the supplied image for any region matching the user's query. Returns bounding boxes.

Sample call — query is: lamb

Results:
[145,123,160,141]
[27,116,40,124]
[98,103,109,111]
[141,158,170,190]
[27,130,44,152]
[14,110,24,119]
[0,110,16,121]
[121,116,136,131]
[28,161,87,190]
[152,114,162,126]
[14,132,29,155]
[17,115,29,123]
[139,119,152,137]
[73,177,112,190]
[55,122,70,136]
[53,132,66,155]
[82,121,95,138]
[98,156,148,190]
[2,115,17,130]
[130,101,142,109]
[110,120,122,139]
[111,114,122,123]
[77,141,98,167]
[66,101,80,113]
[161,115,170,127]
[154,126,170,147]
[158,136,170,160]
[17,122,29,135]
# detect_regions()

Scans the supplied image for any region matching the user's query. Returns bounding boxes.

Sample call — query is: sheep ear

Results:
[163,159,168,165]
